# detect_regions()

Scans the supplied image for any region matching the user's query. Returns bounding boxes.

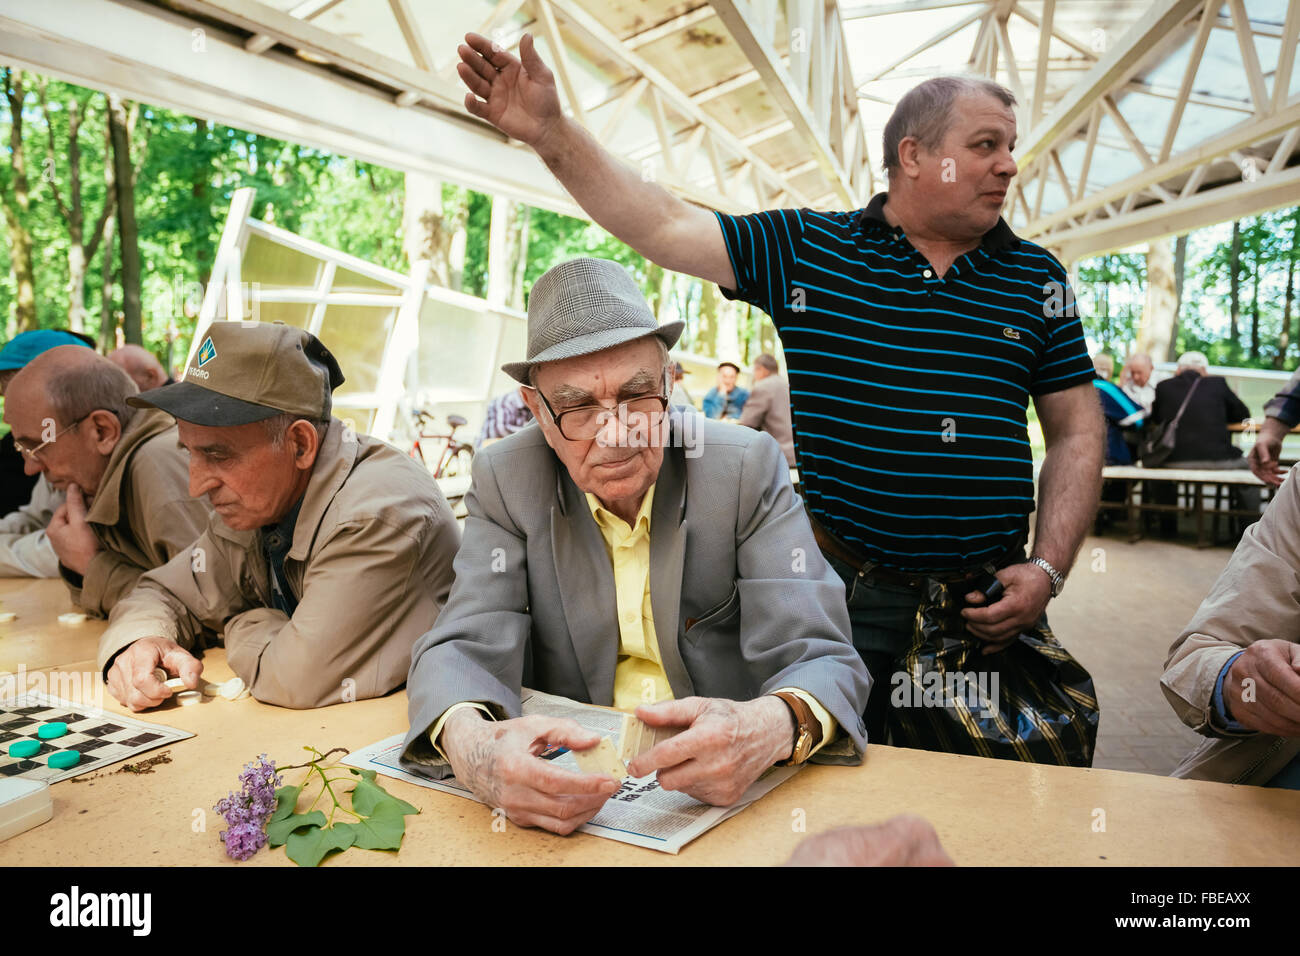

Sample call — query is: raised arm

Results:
[457,32,734,288]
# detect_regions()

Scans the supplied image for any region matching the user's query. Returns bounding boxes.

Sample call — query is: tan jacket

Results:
[62,408,211,615]
[97,420,459,709]
[1161,466,1300,785]
[738,374,796,467]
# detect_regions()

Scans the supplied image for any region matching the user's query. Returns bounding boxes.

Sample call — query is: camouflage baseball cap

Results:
[128,321,344,426]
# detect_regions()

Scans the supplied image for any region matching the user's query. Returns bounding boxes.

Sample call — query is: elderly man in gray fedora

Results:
[401,257,870,834]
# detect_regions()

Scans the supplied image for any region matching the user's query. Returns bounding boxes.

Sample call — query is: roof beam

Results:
[545,0,810,206]
[387,0,432,71]
[1030,0,1054,126]
[244,0,340,54]
[855,5,986,86]
[1226,0,1269,115]
[1018,0,1202,169]
[624,6,716,49]
[1272,0,1300,113]
[1158,0,1215,163]
[840,0,987,18]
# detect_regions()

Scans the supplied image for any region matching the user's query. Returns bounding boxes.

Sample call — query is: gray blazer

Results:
[400,412,871,778]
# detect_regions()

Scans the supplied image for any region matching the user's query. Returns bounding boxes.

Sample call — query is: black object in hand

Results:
[970,572,1004,604]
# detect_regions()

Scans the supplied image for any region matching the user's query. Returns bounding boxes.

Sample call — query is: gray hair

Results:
[754,353,779,374]
[882,76,1017,174]
[47,355,138,429]
[1177,351,1209,372]
[261,412,330,448]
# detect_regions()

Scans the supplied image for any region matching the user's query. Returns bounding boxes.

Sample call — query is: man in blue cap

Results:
[0,330,93,577]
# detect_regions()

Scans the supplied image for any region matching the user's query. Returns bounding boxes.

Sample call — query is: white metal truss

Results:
[710,0,873,205]
[847,0,1300,263]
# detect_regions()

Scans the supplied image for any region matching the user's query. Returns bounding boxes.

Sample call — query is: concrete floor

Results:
[1054,531,1234,776]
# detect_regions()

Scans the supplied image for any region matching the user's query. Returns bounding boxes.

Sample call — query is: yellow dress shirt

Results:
[430,484,837,758]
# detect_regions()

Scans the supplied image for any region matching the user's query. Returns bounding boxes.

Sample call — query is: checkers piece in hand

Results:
[47,751,80,769]
[36,722,68,740]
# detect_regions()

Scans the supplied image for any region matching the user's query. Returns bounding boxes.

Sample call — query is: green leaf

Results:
[270,784,303,823]
[349,803,407,851]
[286,823,357,867]
[266,809,326,848]
[348,767,377,782]
[350,777,418,817]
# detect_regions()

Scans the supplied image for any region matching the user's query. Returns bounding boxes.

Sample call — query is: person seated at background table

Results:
[3,345,209,616]
[738,353,796,468]
[1161,465,1300,788]
[1246,363,1300,487]
[1092,362,1144,532]
[668,361,695,409]
[1119,351,1156,414]
[475,387,533,449]
[400,258,871,834]
[97,322,459,711]
[0,330,94,578]
[109,344,173,392]
[1148,351,1258,535]
[1091,351,1114,381]
[701,360,748,420]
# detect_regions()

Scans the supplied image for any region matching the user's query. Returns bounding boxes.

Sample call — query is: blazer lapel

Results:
[649,438,694,699]
[551,472,619,704]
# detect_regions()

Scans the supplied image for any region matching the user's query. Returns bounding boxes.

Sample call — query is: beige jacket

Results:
[1161,466,1300,785]
[738,374,796,467]
[97,420,459,709]
[62,408,212,616]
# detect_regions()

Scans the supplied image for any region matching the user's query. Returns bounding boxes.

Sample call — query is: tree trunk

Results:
[508,203,531,311]
[2,69,37,332]
[1170,234,1187,361]
[1281,211,1298,369]
[1250,242,1261,362]
[1229,220,1241,348]
[99,215,117,351]
[1138,238,1177,363]
[108,94,142,345]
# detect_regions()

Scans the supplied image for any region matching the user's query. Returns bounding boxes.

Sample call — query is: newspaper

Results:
[342,689,801,854]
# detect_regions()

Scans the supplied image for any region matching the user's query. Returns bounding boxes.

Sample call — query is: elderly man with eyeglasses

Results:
[401,258,871,835]
[2,345,210,616]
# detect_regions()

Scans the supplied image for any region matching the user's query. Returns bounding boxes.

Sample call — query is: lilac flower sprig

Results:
[213,754,281,861]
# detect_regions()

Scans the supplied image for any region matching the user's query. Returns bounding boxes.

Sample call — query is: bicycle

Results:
[408,410,475,479]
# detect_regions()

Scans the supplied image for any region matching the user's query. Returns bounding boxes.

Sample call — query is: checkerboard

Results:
[0,692,192,784]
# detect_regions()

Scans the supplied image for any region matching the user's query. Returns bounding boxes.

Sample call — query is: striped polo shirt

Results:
[714,192,1094,573]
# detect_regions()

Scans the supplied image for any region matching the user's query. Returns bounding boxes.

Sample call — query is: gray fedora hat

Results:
[502,258,684,383]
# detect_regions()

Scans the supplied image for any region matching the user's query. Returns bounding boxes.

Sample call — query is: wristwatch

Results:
[1027,556,1065,597]
[772,691,822,766]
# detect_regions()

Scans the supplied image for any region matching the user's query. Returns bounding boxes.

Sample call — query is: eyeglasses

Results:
[13,416,87,463]
[525,386,670,442]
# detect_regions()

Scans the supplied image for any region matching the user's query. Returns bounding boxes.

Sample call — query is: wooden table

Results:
[1100,465,1272,548]
[0,578,103,677]
[2,581,1297,866]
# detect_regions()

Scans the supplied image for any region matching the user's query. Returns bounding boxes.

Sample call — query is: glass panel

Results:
[332,266,402,294]
[333,406,376,437]
[248,301,313,328]
[317,305,397,395]
[415,296,497,400]
[240,234,322,289]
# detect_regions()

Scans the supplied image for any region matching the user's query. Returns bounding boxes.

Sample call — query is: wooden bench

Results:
[1099,465,1273,548]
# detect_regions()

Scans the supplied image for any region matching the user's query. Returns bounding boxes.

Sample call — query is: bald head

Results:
[3,346,138,496]
[109,345,168,392]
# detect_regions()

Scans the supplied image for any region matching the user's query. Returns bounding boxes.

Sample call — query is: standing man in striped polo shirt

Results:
[455,33,1103,745]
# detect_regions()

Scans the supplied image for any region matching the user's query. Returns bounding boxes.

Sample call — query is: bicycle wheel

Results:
[440,444,475,478]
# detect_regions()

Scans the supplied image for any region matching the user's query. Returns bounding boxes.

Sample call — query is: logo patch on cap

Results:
[196,337,217,368]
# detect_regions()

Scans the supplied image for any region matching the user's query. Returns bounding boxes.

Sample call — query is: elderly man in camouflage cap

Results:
[98,321,459,711]
[402,257,870,835]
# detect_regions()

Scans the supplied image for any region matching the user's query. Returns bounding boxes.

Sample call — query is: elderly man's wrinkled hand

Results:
[441,710,620,835]
[1223,640,1300,736]
[961,562,1051,653]
[627,696,794,806]
[1247,417,1290,487]
[47,484,101,576]
[106,636,202,712]
[783,815,955,867]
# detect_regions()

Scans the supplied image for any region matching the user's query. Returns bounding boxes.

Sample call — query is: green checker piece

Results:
[47,750,81,769]
[8,739,40,759]
[37,721,68,740]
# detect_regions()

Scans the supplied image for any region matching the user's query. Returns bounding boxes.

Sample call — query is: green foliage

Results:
[265,748,419,867]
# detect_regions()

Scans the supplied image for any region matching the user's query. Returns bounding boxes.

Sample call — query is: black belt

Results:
[808,513,1023,589]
